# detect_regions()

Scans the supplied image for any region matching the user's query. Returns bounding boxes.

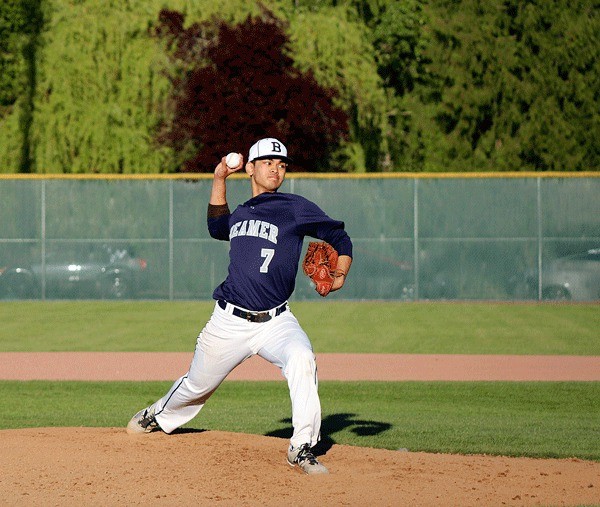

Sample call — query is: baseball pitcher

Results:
[127,138,353,474]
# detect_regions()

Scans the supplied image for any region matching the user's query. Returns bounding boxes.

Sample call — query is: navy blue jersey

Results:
[208,192,352,311]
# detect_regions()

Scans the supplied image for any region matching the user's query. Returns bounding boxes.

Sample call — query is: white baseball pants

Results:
[152,301,322,448]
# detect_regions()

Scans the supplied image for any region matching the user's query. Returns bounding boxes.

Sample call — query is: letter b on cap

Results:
[271,141,282,153]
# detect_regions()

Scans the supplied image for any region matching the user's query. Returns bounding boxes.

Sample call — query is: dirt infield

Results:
[2,428,599,506]
[2,352,600,381]
[2,353,599,506]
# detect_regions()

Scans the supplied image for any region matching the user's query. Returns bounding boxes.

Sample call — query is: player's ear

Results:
[245,161,254,177]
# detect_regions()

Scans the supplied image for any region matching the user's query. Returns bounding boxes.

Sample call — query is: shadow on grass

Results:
[265,412,392,456]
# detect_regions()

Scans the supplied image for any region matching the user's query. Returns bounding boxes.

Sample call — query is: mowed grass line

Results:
[0,380,598,461]
[1,300,598,354]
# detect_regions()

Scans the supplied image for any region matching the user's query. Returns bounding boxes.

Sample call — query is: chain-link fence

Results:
[1,175,598,302]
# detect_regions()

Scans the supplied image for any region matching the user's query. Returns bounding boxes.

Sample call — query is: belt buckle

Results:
[252,312,271,323]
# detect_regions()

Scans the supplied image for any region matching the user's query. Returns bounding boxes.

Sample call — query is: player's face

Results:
[247,159,287,195]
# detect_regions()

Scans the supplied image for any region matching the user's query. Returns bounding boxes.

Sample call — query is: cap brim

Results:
[251,155,293,163]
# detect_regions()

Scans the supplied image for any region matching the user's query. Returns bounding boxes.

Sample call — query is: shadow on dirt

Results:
[265,412,392,455]
[171,428,207,435]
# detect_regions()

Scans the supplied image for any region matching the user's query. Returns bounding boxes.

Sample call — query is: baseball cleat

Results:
[287,443,329,475]
[126,404,161,434]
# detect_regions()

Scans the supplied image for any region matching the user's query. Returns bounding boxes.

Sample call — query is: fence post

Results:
[169,179,174,301]
[536,177,543,301]
[413,178,419,300]
[41,179,46,301]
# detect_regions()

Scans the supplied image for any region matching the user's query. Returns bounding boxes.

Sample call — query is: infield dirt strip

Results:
[1,353,599,506]
[1,352,600,381]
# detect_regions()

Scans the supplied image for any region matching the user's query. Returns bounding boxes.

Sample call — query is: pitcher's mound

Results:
[1,427,598,506]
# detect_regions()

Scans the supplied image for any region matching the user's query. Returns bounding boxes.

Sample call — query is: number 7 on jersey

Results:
[260,248,275,273]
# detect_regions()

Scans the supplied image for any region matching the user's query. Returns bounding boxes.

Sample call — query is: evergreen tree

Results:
[387,0,599,171]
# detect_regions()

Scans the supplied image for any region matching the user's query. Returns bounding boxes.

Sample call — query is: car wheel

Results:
[3,274,36,299]
[542,286,571,301]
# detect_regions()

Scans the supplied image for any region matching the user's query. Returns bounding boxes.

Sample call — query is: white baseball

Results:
[226,152,241,168]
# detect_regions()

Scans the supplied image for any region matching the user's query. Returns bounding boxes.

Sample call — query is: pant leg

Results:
[154,304,253,434]
[255,310,321,448]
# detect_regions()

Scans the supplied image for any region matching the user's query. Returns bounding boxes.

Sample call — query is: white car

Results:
[534,249,600,301]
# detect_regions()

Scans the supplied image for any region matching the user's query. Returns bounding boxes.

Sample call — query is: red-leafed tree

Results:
[153,9,349,172]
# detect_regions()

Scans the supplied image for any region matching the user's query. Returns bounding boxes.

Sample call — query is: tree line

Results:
[1,0,598,173]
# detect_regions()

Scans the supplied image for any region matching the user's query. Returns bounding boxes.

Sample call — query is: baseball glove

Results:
[302,241,339,297]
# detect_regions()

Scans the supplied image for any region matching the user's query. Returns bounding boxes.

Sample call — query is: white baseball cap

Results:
[248,138,293,163]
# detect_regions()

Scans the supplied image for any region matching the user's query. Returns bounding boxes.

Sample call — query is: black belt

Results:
[217,300,287,323]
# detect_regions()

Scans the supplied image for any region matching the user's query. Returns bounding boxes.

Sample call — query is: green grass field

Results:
[1,301,598,460]
[1,380,598,460]
[1,300,599,354]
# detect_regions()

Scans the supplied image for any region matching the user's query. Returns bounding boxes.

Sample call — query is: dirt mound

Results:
[2,427,598,506]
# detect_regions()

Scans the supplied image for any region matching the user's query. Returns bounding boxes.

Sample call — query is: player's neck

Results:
[251,187,279,198]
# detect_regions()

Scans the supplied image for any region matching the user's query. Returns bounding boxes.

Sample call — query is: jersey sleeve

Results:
[207,213,231,241]
[295,197,353,257]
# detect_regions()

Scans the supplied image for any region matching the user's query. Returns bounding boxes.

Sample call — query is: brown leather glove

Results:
[302,242,339,297]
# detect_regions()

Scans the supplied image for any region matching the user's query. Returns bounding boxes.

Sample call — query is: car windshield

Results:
[565,250,600,262]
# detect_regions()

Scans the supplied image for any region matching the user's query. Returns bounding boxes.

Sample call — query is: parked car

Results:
[527,248,600,301]
[0,244,148,299]
[299,244,454,301]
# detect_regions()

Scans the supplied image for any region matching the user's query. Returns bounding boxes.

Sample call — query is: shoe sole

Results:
[126,409,159,435]
[126,418,147,434]
[287,458,329,475]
